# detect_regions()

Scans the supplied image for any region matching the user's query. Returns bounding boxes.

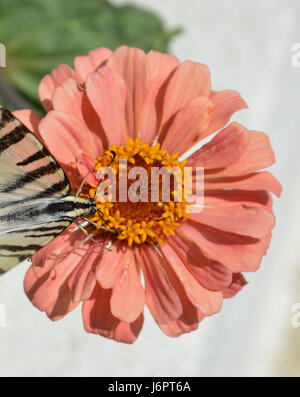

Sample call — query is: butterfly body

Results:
[0,195,96,228]
[0,105,99,274]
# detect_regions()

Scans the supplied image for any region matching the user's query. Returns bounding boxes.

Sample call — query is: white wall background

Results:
[0,0,300,376]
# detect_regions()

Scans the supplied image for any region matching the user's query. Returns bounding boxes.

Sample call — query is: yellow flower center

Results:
[86,138,188,246]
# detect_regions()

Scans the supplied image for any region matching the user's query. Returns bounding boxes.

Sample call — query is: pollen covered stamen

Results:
[87,138,188,246]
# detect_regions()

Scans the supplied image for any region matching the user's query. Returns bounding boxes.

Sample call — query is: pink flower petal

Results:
[200,89,248,140]
[158,318,199,338]
[39,110,101,166]
[158,305,203,338]
[205,171,282,197]
[137,246,183,324]
[38,64,79,111]
[51,79,104,157]
[147,50,179,83]
[13,109,42,139]
[110,252,145,323]
[160,244,223,315]
[162,97,213,155]
[67,247,100,302]
[25,264,79,321]
[154,256,205,337]
[52,78,83,115]
[178,221,270,272]
[188,122,250,168]
[159,60,211,135]
[222,273,248,298]
[191,205,275,238]
[207,130,276,177]
[204,189,273,210]
[74,47,112,82]
[86,67,128,145]
[139,51,179,143]
[99,313,144,344]
[96,243,129,289]
[25,225,104,320]
[169,234,232,291]
[107,46,150,138]
[25,249,81,320]
[30,225,76,269]
[83,286,119,334]
[51,77,107,147]
[83,285,144,343]
[31,223,105,272]
[81,90,108,146]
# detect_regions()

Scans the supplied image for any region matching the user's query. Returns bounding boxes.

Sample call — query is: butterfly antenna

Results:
[76,162,99,197]
[75,151,116,197]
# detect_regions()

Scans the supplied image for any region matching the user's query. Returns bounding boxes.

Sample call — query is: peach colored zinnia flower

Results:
[15,46,282,343]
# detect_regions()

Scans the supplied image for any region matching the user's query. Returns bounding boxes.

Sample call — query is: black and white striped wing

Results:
[0,106,72,273]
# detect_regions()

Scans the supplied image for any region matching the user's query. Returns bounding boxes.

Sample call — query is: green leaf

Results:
[0,0,181,110]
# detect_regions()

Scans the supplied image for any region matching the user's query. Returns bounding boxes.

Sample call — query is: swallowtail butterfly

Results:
[0,105,114,275]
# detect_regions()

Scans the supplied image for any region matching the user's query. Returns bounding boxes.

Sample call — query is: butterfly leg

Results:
[80,216,112,232]
[81,214,120,237]
[73,219,110,249]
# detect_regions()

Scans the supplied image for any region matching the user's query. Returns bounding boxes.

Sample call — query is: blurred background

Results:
[0,0,299,376]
